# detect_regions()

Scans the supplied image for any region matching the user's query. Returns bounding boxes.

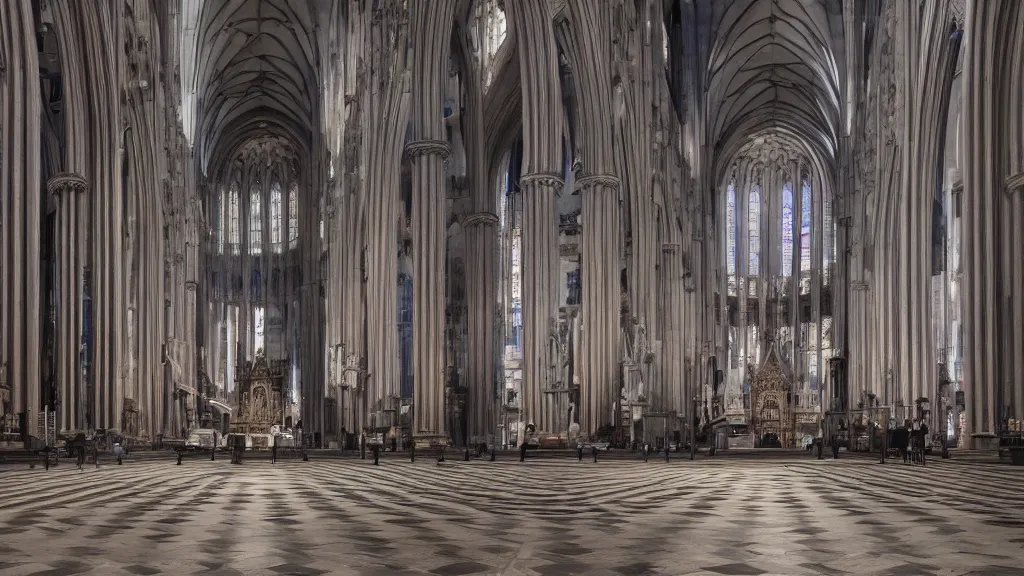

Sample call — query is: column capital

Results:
[404,139,451,162]
[47,173,88,196]
[662,242,681,253]
[520,172,564,193]
[574,173,620,194]
[185,281,198,292]
[851,280,870,291]
[463,212,499,227]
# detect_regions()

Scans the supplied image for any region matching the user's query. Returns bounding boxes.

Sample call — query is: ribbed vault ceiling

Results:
[708,0,842,183]
[192,0,317,177]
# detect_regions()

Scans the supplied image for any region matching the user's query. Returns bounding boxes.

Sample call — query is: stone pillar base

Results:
[970,433,999,451]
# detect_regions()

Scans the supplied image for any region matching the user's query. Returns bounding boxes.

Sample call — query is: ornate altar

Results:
[750,344,796,447]
[231,351,288,437]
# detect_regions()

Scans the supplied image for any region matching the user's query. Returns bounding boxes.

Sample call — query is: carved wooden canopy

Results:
[750,343,796,444]
[233,351,288,435]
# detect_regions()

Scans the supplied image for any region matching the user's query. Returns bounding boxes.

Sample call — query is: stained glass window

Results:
[782,183,794,277]
[250,187,263,255]
[228,182,240,255]
[511,227,522,350]
[254,306,265,353]
[215,186,225,254]
[801,179,811,272]
[824,190,834,285]
[270,182,283,250]
[288,182,299,248]
[748,186,761,276]
[727,183,736,276]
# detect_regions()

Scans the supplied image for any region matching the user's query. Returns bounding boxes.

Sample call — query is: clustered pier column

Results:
[464,212,500,445]
[408,0,458,447]
[505,0,565,438]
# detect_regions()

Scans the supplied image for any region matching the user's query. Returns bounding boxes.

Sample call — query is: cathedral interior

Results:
[2,0,1024,454]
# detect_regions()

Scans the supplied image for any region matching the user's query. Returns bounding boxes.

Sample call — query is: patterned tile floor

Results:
[1,456,1023,575]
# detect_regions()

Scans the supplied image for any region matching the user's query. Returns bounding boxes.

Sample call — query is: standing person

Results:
[272,439,278,464]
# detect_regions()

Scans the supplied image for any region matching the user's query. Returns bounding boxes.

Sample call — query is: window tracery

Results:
[801,179,811,273]
[288,182,299,248]
[748,185,761,276]
[250,187,263,255]
[215,185,225,254]
[727,182,737,277]
[228,182,240,255]
[270,182,283,251]
[782,183,794,277]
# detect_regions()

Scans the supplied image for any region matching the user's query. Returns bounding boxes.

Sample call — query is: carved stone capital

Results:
[574,173,620,194]
[662,242,681,253]
[404,139,451,162]
[463,212,499,227]
[519,172,564,193]
[47,173,89,196]
[185,281,198,292]
[850,280,870,291]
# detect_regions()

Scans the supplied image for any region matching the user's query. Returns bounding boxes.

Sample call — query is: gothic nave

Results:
[2,0,1024,454]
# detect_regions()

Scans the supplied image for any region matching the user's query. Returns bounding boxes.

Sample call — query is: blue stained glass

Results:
[748,186,761,276]
[782,183,794,277]
[801,180,811,272]
[727,183,736,276]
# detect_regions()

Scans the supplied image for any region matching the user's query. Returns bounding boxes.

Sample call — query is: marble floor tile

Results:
[1,457,1022,575]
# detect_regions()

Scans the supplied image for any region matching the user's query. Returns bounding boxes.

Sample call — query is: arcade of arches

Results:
[2,0,1023,450]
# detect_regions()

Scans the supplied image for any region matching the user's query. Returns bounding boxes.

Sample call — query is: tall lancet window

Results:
[270,182,283,252]
[781,183,794,277]
[726,183,737,295]
[250,187,263,255]
[228,182,240,255]
[748,185,761,276]
[216,186,225,254]
[288,182,299,248]
[254,306,265,353]
[801,179,812,272]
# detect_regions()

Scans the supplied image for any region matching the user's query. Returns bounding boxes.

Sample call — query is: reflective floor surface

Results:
[1,455,1023,575]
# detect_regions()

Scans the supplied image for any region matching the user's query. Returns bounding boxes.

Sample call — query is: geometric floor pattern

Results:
[1,456,1023,575]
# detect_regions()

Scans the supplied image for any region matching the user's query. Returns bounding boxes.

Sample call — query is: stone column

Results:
[408,139,453,445]
[895,0,956,410]
[361,1,408,430]
[407,0,457,446]
[961,0,1024,443]
[464,212,499,444]
[518,172,563,432]
[1,0,43,438]
[505,0,564,435]
[577,174,621,435]
[559,0,622,436]
[48,174,88,432]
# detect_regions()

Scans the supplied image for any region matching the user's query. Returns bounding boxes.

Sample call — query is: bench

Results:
[0,450,47,468]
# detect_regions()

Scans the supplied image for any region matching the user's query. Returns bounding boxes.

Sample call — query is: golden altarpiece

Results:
[231,350,288,440]
[750,342,797,447]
